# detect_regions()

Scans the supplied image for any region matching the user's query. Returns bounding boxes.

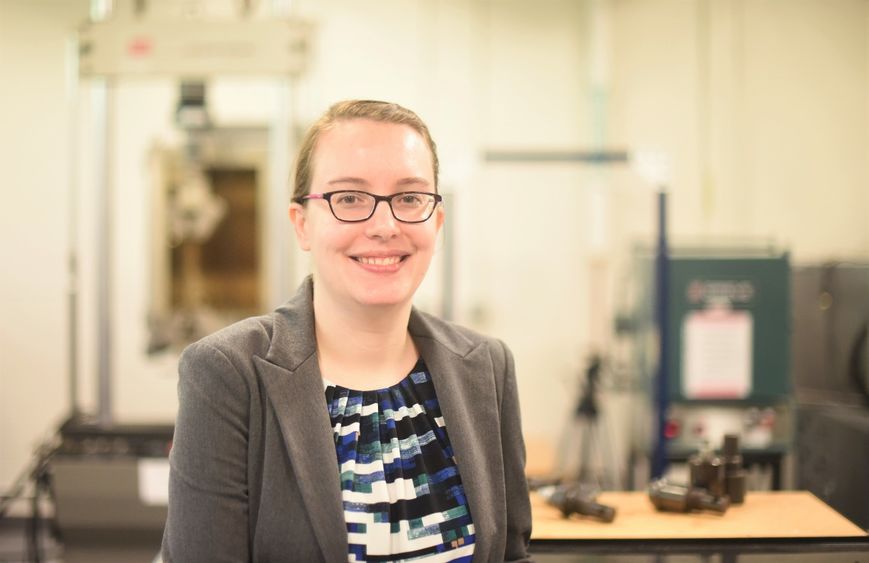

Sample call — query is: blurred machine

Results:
[792,263,869,529]
[791,263,869,405]
[147,114,269,354]
[51,419,174,541]
[624,246,792,489]
[37,1,312,551]
[664,250,791,487]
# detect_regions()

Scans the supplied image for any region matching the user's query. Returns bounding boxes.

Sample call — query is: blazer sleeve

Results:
[497,339,533,562]
[161,341,251,563]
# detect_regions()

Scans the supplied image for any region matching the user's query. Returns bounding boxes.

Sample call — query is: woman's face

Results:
[289,118,443,311]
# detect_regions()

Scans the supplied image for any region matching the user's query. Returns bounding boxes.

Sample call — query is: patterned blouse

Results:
[324,359,476,562]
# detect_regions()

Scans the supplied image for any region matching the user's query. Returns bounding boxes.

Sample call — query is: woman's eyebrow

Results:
[326,177,431,188]
[327,177,369,186]
[395,177,430,188]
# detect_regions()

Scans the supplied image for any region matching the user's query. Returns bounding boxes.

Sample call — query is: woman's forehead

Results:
[317,119,426,154]
[312,119,434,183]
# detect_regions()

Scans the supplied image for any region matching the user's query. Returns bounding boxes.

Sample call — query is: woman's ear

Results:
[435,204,445,233]
[288,202,311,251]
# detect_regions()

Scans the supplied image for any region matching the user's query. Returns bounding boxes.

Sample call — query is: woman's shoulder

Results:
[180,312,277,372]
[409,308,510,357]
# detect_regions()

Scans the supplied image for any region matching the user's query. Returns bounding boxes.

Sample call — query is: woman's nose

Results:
[365,199,400,238]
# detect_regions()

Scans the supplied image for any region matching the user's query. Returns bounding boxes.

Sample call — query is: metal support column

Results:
[652,190,670,478]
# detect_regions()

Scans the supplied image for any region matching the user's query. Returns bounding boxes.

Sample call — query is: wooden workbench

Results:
[531,491,867,540]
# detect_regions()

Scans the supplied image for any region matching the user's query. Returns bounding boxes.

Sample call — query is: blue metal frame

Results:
[652,190,670,479]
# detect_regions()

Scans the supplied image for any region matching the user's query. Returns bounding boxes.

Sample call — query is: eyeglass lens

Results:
[329,191,437,222]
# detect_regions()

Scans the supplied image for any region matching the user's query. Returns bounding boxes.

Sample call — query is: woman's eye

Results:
[336,194,359,205]
[399,195,423,206]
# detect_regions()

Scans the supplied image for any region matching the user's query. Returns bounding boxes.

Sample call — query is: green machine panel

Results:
[667,254,790,403]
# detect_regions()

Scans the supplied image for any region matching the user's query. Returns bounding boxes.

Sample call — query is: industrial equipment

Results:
[624,246,793,489]
[29,1,313,551]
[687,434,746,505]
[792,263,869,529]
[51,418,174,540]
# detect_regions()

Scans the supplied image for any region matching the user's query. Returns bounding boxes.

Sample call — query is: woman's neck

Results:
[312,288,418,390]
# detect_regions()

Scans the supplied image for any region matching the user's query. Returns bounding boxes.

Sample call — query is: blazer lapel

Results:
[411,312,501,563]
[255,355,347,562]
[253,278,348,562]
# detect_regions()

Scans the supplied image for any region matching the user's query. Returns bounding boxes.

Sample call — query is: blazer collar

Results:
[255,276,499,563]
[264,276,318,370]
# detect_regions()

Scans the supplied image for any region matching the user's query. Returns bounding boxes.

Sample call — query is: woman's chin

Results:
[352,291,412,309]
[348,280,419,309]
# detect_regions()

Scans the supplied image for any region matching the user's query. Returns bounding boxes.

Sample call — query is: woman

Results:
[161,100,532,562]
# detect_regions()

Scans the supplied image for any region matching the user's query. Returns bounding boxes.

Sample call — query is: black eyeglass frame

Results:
[294,190,443,224]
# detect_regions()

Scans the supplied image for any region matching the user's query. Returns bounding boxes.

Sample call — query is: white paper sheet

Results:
[682,308,753,399]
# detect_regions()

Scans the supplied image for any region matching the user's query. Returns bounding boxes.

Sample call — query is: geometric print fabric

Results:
[324,359,476,562]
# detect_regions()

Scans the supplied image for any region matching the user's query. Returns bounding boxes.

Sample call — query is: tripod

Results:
[558,354,618,489]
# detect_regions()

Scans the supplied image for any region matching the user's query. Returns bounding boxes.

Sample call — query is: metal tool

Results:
[648,479,729,514]
[538,483,617,523]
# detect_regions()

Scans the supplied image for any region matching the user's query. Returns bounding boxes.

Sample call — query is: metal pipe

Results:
[268,0,299,303]
[267,78,293,308]
[652,190,670,478]
[66,35,81,419]
[92,0,114,429]
[94,77,114,428]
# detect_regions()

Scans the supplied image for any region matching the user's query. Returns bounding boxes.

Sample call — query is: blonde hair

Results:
[292,100,439,202]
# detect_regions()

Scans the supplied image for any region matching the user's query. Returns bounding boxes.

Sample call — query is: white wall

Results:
[2,0,869,491]
[609,0,869,257]
[0,0,89,489]
[741,0,869,258]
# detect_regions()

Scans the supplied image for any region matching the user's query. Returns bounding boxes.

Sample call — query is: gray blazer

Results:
[161,277,532,562]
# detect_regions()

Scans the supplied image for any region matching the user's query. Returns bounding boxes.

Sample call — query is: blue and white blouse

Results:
[324,359,475,562]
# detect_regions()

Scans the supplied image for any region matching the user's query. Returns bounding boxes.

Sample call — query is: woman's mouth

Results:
[349,254,410,273]
[352,255,406,266]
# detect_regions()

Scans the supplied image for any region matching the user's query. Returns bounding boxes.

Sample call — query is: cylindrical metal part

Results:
[567,496,616,523]
[723,434,740,458]
[722,433,746,504]
[687,488,730,513]
[726,470,747,504]
[648,480,729,514]
[545,485,617,523]
[649,480,692,512]
[689,450,725,498]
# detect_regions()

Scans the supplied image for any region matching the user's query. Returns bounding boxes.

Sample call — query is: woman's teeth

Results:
[356,256,402,265]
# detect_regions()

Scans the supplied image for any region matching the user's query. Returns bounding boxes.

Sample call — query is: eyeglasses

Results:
[294,190,442,223]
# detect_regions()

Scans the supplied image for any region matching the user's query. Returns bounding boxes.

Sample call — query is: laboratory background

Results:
[1,0,869,561]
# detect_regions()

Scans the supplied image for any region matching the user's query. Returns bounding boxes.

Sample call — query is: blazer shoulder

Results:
[180,312,276,375]
[410,309,510,362]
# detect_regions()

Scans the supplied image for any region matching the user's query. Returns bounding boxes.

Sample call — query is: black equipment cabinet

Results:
[792,263,869,530]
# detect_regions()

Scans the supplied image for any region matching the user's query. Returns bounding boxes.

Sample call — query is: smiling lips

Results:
[351,254,409,271]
